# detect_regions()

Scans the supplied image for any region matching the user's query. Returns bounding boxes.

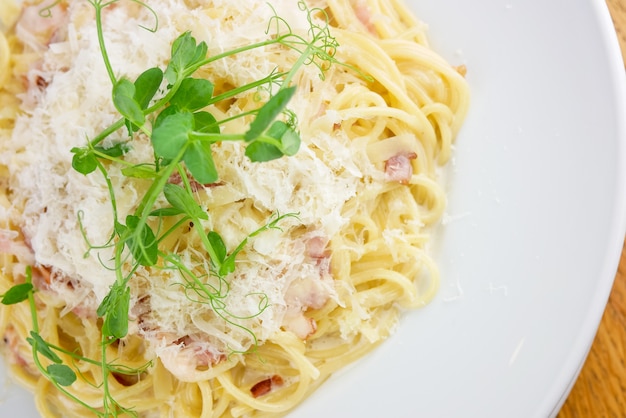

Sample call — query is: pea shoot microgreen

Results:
[3,0,343,416]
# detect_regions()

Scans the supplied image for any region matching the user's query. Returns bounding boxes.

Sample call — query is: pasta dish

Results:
[0,0,469,416]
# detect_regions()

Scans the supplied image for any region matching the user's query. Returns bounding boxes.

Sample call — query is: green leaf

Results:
[183,140,218,184]
[47,363,77,387]
[113,78,145,127]
[207,231,227,264]
[27,331,62,364]
[164,32,208,84]
[245,141,283,162]
[94,142,130,158]
[194,111,219,134]
[245,121,300,162]
[134,67,164,109]
[151,111,194,160]
[245,86,296,141]
[124,119,137,136]
[1,283,33,305]
[269,121,300,156]
[114,219,127,238]
[124,215,159,266]
[153,105,179,130]
[122,164,158,179]
[220,256,237,275]
[101,284,130,340]
[220,238,247,276]
[220,257,236,276]
[163,183,208,220]
[149,207,186,217]
[97,292,110,318]
[170,78,214,112]
[71,147,98,175]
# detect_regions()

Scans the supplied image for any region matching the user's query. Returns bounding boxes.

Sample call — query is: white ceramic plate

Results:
[2,0,625,417]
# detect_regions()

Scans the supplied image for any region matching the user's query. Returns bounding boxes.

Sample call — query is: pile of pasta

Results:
[0,0,469,416]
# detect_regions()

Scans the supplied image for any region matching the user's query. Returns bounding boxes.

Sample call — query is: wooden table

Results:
[557,1,626,416]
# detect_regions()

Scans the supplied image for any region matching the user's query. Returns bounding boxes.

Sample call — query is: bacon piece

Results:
[282,233,334,340]
[2,326,28,367]
[305,233,332,278]
[133,300,226,368]
[31,265,79,293]
[354,0,377,35]
[158,335,225,382]
[70,303,96,319]
[31,265,52,289]
[17,3,69,48]
[132,296,162,335]
[306,235,329,259]
[285,274,329,312]
[0,229,35,264]
[384,152,417,185]
[175,335,226,367]
[29,266,96,318]
[282,314,317,340]
[250,375,284,398]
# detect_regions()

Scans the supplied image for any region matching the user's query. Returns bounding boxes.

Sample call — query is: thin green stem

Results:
[96,159,119,226]
[184,36,290,77]
[25,268,38,334]
[100,334,111,414]
[89,119,125,147]
[281,45,313,87]
[156,216,191,244]
[188,132,245,143]
[134,147,187,219]
[166,255,225,299]
[93,2,117,86]
[207,70,288,105]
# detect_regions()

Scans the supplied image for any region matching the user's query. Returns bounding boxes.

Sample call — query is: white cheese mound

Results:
[0,0,371,366]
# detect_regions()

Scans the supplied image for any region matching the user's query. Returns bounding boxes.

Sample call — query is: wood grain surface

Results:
[557,1,626,416]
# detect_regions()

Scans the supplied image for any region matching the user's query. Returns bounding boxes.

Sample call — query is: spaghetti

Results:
[0,0,469,416]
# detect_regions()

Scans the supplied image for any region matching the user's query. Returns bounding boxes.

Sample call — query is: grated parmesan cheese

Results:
[0,0,376,365]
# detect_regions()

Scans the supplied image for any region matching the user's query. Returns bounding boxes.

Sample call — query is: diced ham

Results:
[16,3,69,49]
[157,334,225,381]
[133,299,225,369]
[282,313,317,340]
[250,375,284,398]
[285,233,332,313]
[174,335,226,367]
[31,265,51,290]
[16,3,68,107]
[354,0,377,35]
[29,265,96,318]
[281,233,335,340]
[2,326,28,367]
[384,152,417,184]
[285,274,329,312]
[70,303,96,319]
[305,234,331,276]
[306,235,328,259]
[0,229,35,264]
